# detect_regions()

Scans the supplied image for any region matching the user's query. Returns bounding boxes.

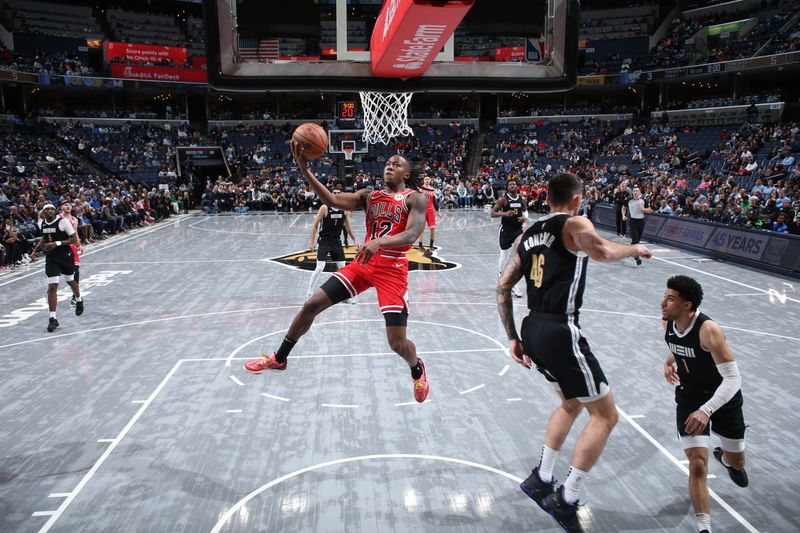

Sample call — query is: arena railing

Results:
[497,113,634,124]
[39,117,189,126]
[650,102,784,127]
[207,118,479,128]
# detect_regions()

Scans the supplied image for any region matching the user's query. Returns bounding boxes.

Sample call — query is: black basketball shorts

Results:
[521,314,609,401]
[316,239,345,262]
[45,252,75,281]
[499,227,522,251]
[675,386,746,440]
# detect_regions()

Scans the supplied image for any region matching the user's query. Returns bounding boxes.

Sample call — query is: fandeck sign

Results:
[110,64,208,83]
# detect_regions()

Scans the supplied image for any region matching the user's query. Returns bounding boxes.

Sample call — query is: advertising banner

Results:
[657,218,714,247]
[495,46,525,62]
[370,0,473,77]
[105,41,187,65]
[706,227,769,261]
[110,64,208,83]
[708,20,748,36]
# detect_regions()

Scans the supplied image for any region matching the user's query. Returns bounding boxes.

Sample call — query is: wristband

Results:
[56,240,62,246]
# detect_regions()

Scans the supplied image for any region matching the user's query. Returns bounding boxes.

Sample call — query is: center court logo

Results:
[270,245,459,272]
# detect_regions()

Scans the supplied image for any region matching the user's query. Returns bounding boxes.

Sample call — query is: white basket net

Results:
[359,91,414,145]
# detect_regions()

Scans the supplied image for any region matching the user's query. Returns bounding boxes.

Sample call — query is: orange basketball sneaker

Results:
[244,352,287,374]
[413,358,429,403]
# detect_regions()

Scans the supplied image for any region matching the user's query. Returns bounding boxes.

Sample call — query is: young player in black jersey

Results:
[491,179,526,297]
[661,275,748,533]
[30,203,84,332]
[496,173,651,532]
[306,184,357,301]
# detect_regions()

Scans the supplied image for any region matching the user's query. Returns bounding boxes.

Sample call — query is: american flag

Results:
[238,37,279,61]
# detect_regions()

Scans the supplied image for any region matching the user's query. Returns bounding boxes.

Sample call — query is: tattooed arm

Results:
[496,235,531,368]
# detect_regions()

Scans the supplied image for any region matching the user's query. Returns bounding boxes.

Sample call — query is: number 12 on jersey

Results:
[530,254,545,288]
[371,220,393,240]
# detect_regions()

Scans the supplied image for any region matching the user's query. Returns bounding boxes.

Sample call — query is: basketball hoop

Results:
[359,91,414,145]
[343,146,354,161]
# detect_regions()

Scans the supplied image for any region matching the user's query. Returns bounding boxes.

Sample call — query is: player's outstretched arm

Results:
[291,140,367,211]
[564,216,651,263]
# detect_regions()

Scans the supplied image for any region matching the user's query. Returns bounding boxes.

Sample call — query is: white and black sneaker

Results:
[713,447,748,487]
[47,318,59,333]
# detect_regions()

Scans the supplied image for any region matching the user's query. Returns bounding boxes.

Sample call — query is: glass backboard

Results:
[204,0,579,93]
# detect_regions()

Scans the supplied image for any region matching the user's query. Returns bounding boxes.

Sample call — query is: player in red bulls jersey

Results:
[244,143,430,403]
[417,175,440,257]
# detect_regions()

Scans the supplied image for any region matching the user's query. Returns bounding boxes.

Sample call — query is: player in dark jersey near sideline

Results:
[417,175,441,257]
[245,145,430,403]
[30,203,84,332]
[306,183,358,301]
[661,275,748,533]
[496,173,650,532]
[491,179,526,297]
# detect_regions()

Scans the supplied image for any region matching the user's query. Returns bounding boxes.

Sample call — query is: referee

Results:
[622,186,651,266]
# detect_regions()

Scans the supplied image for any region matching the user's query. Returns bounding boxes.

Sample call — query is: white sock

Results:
[498,248,512,276]
[538,445,559,483]
[75,296,82,302]
[49,311,56,319]
[562,466,588,504]
[306,261,326,297]
[695,512,711,532]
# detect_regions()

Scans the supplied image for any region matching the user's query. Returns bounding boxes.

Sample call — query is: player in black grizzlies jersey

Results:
[306,184,357,301]
[661,275,748,533]
[30,204,84,332]
[496,173,650,532]
[491,179,526,297]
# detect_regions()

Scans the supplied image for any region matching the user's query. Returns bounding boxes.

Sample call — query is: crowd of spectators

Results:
[644,1,791,70]
[53,121,197,175]
[659,94,782,111]
[3,107,798,267]
[0,172,189,269]
[0,46,93,76]
[33,105,186,120]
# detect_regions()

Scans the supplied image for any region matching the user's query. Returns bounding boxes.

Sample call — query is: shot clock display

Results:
[337,100,357,127]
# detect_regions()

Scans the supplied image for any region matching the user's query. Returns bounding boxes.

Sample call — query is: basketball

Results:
[292,123,328,159]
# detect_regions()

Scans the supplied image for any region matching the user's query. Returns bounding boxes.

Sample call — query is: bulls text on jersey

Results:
[367,202,403,224]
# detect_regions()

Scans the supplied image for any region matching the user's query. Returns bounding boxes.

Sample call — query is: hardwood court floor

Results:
[1,210,797,532]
